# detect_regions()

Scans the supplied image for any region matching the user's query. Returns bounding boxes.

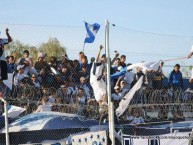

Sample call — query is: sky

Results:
[1,0,193,70]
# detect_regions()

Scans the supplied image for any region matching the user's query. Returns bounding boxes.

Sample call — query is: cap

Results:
[25,58,31,64]
[114,86,120,90]
[80,77,86,81]
[17,65,24,70]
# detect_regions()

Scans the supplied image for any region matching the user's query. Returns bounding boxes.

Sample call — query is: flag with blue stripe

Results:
[84,22,100,43]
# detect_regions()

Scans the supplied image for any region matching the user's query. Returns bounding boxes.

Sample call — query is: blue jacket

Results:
[168,70,183,88]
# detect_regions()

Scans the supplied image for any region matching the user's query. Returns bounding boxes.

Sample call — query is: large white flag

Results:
[116,76,144,117]
[127,61,160,72]
[3,105,26,118]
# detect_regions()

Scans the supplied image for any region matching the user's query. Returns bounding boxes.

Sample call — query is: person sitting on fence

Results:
[7,55,17,73]
[90,45,107,107]
[35,95,52,112]
[168,64,183,90]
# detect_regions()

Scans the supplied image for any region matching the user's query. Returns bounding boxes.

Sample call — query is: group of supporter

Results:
[2,47,188,114]
[0,28,192,123]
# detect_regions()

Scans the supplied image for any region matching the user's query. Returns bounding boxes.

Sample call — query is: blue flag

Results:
[84,22,100,43]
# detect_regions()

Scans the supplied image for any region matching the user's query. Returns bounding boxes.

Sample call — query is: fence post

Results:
[0,97,10,145]
[105,19,115,145]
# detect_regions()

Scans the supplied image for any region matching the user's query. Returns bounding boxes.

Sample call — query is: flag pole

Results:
[105,19,115,145]
[83,42,85,53]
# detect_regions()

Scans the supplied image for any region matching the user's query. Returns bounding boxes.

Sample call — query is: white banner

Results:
[3,73,13,90]
[72,131,107,145]
[3,105,26,118]
[116,76,144,117]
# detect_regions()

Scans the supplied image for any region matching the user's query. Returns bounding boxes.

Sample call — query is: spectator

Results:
[168,64,183,90]
[0,28,12,80]
[112,86,122,101]
[120,55,126,68]
[17,50,32,66]
[77,77,91,99]
[13,65,26,85]
[6,56,10,63]
[35,96,52,112]
[56,85,74,104]
[29,73,41,88]
[152,61,165,89]
[112,58,121,73]
[90,45,107,106]
[48,56,58,70]
[72,59,81,84]
[34,52,49,75]
[78,51,85,64]
[79,65,90,79]
[115,77,129,94]
[88,57,95,72]
[23,58,37,76]
[122,65,134,89]
[76,87,87,115]
[7,55,17,73]
[75,87,87,105]
[57,53,69,71]
[130,109,144,125]
[146,70,156,89]
[60,65,71,82]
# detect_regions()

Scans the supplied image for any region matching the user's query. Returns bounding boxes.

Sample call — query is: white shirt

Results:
[130,117,144,124]
[36,104,51,112]
[93,61,105,77]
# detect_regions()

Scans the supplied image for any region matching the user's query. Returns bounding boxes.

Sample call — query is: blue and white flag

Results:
[84,22,100,43]
[3,105,26,118]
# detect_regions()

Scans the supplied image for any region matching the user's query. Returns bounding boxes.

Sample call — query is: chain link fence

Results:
[0,22,193,144]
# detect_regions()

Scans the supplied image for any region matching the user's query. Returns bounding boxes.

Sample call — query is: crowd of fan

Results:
[0,48,192,122]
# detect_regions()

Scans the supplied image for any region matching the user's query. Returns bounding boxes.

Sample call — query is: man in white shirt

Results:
[90,45,107,106]
[0,28,12,80]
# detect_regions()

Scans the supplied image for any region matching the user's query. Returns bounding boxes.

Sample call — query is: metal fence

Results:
[1,21,193,144]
